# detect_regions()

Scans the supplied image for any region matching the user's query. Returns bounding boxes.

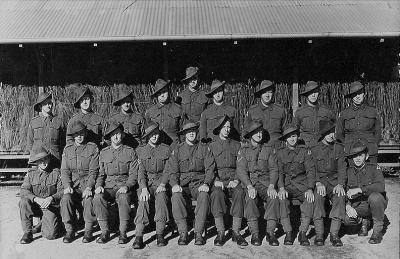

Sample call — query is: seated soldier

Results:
[237,121,280,246]
[60,121,99,243]
[276,123,317,246]
[93,122,139,244]
[133,122,172,249]
[19,148,63,244]
[343,141,387,244]
[209,115,246,246]
[166,121,218,246]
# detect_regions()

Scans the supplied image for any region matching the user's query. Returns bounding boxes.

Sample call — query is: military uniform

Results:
[293,105,335,147]
[179,88,208,123]
[19,166,63,240]
[26,113,64,160]
[60,142,99,236]
[336,104,381,163]
[66,112,105,148]
[109,112,145,149]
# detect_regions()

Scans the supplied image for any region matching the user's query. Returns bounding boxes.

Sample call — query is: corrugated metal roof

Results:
[0,0,399,43]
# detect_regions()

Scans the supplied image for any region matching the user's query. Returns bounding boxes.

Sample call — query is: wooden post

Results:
[35,45,45,94]
[162,42,169,79]
[292,83,299,116]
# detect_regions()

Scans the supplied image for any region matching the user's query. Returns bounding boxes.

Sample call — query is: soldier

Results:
[200,80,238,143]
[311,120,347,246]
[276,123,317,246]
[244,80,286,148]
[60,121,99,243]
[145,79,182,149]
[26,92,64,161]
[93,122,139,244]
[336,81,381,164]
[166,121,217,245]
[236,121,280,246]
[67,87,105,148]
[109,89,145,149]
[293,81,335,148]
[179,66,208,122]
[343,141,387,244]
[19,148,63,244]
[209,115,245,246]
[132,122,172,249]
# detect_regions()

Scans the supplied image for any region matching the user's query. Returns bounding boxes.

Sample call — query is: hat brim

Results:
[67,127,87,136]
[278,129,300,141]
[151,82,171,98]
[28,152,50,164]
[317,125,336,142]
[181,71,199,82]
[33,93,52,112]
[244,125,265,139]
[74,88,93,108]
[142,126,160,140]
[344,87,365,98]
[178,125,199,135]
[104,124,124,140]
[299,86,321,96]
[346,146,368,157]
[113,92,133,106]
[212,116,232,136]
[205,82,225,98]
[254,85,275,97]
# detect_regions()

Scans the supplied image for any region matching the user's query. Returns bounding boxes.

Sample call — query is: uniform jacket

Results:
[209,138,241,184]
[61,142,99,190]
[277,145,316,192]
[20,167,63,203]
[344,163,385,196]
[109,112,145,148]
[136,143,172,189]
[96,145,139,190]
[294,104,335,147]
[67,112,105,147]
[145,102,181,141]
[167,142,216,187]
[310,141,346,187]
[26,113,64,160]
[236,143,278,188]
[179,88,208,122]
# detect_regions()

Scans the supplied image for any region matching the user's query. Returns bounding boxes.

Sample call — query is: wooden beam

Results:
[292,83,299,116]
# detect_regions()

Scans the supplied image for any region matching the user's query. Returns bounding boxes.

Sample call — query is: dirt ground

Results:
[0,178,399,259]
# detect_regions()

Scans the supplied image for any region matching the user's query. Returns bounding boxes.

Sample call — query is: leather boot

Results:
[178,232,188,246]
[329,233,343,247]
[284,231,294,245]
[32,223,42,234]
[232,231,248,246]
[298,231,310,246]
[314,233,325,246]
[96,231,110,244]
[63,231,75,243]
[358,219,370,236]
[118,232,129,244]
[265,232,279,246]
[132,236,144,249]
[157,234,167,247]
[214,231,225,246]
[20,232,33,244]
[250,233,261,246]
[194,232,206,245]
[368,231,383,244]
[82,231,93,243]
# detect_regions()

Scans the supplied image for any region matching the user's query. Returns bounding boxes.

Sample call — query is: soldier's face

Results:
[80,95,92,110]
[286,134,298,147]
[307,91,319,103]
[352,92,365,105]
[213,90,224,102]
[261,90,274,104]
[74,131,86,145]
[352,152,368,167]
[185,130,197,142]
[111,129,123,145]
[188,78,198,89]
[324,132,336,143]
[251,130,263,143]
[41,99,53,113]
[149,132,160,145]
[121,99,132,112]
[157,91,169,103]
[220,121,231,138]
[38,157,50,170]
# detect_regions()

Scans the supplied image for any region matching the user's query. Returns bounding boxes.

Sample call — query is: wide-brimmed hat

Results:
[104,122,124,140]
[142,121,160,140]
[33,92,52,112]
[178,121,199,135]
[318,120,336,141]
[73,87,93,108]
[278,123,299,141]
[345,81,365,98]
[205,79,226,98]
[181,66,199,82]
[213,115,233,135]
[346,141,368,157]
[67,121,87,136]
[300,81,320,96]
[151,79,171,98]
[244,121,266,139]
[255,80,275,97]
[113,89,133,106]
[28,147,51,165]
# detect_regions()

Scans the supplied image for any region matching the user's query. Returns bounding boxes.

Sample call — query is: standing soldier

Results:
[276,124,317,246]
[67,87,105,148]
[236,121,280,246]
[145,79,182,149]
[60,121,99,243]
[336,81,381,164]
[132,122,172,249]
[19,148,63,244]
[244,80,286,148]
[294,81,335,148]
[209,115,245,246]
[200,80,238,143]
[26,92,64,161]
[311,120,347,247]
[167,121,217,245]
[179,66,208,122]
[109,89,145,149]
[343,141,387,244]
[93,122,139,244]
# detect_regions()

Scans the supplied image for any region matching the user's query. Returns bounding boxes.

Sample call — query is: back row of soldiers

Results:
[20,67,386,248]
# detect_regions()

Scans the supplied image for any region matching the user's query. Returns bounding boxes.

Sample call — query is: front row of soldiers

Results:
[19,114,387,248]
